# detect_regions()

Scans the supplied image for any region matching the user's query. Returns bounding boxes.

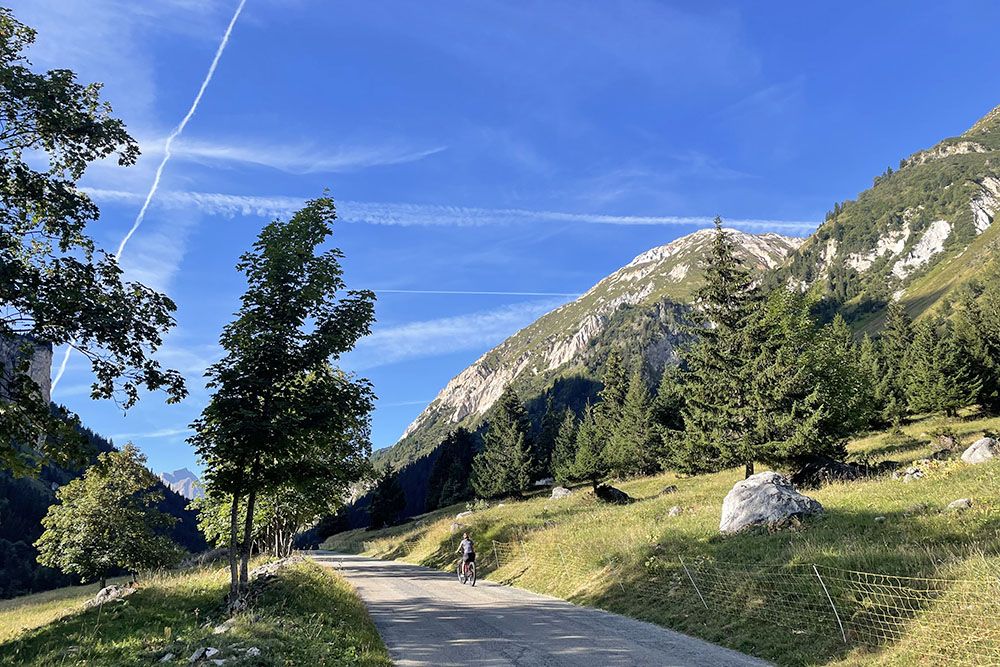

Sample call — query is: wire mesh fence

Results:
[489,539,1000,664]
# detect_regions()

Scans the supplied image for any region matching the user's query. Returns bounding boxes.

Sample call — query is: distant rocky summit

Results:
[159,468,204,500]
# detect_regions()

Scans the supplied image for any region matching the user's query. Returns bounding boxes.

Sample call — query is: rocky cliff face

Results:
[0,336,52,403]
[378,228,802,469]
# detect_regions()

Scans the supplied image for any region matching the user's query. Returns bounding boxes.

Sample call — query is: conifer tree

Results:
[605,368,657,477]
[678,219,764,476]
[470,386,532,498]
[953,269,1000,412]
[534,396,562,478]
[906,318,980,416]
[573,404,606,489]
[594,350,628,444]
[368,465,405,530]
[858,334,887,427]
[811,314,876,436]
[551,409,578,485]
[425,428,475,511]
[879,301,913,426]
[651,364,685,469]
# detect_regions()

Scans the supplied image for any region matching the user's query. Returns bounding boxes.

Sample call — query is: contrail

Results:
[52,0,247,393]
[374,289,581,297]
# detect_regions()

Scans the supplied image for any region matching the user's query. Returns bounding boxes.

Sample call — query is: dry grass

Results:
[325,410,1000,666]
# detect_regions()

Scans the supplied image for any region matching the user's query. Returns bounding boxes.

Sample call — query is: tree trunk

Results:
[228,492,241,604]
[239,485,258,593]
[745,460,754,479]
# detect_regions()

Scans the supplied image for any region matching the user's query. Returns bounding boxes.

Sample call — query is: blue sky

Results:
[17,0,1000,475]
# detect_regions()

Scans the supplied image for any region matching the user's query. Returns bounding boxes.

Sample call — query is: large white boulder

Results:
[961,437,998,464]
[550,486,572,499]
[720,472,823,534]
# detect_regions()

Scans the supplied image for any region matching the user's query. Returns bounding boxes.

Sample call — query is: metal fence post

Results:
[813,564,848,644]
[493,541,501,569]
[679,556,709,610]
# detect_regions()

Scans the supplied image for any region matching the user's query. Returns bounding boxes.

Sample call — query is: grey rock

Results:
[550,486,572,499]
[84,584,134,609]
[246,647,261,657]
[212,618,237,634]
[533,477,554,487]
[719,472,823,534]
[961,437,998,464]
[158,654,175,663]
[667,506,682,517]
[455,510,474,519]
[659,485,679,496]
[874,516,887,523]
[449,522,467,533]
[947,498,973,511]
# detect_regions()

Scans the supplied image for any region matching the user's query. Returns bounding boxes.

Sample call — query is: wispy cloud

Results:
[374,289,581,297]
[85,188,818,233]
[159,138,447,173]
[346,300,564,370]
[110,426,195,441]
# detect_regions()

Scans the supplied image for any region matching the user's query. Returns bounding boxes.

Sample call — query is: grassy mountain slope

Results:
[327,412,1000,666]
[376,229,802,471]
[777,104,1000,327]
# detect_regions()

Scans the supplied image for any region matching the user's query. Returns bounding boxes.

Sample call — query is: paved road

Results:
[312,552,769,667]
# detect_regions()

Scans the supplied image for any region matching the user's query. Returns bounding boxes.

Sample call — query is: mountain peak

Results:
[963,103,1000,137]
[159,468,203,500]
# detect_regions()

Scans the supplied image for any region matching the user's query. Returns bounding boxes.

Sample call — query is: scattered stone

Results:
[874,516,887,523]
[246,647,261,657]
[659,485,679,496]
[83,584,135,609]
[188,647,219,663]
[961,437,998,464]
[212,618,237,634]
[667,505,682,517]
[158,653,175,663]
[595,484,633,505]
[719,472,823,534]
[550,486,572,499]
[248,555,304,582]
[947,498,973,512]
[455,510,474,519]
[892,461,930,483]
[449,522,467,533]
[533,477,554,487]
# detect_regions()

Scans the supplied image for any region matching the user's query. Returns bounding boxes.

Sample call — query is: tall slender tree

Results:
[191,196,375,607]
[470,386,532,498]
[678,219,764,476]
[879,301,913,426]
[425,428,475,511]
[605,367,657,477]
[573,404,606,489]
[551,409,578,485]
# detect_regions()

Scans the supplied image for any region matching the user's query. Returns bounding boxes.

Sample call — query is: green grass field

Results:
[0,562,391,666]
[325,412,1000,666]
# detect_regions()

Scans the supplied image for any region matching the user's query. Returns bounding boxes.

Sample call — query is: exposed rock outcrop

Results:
[595,484,633,505]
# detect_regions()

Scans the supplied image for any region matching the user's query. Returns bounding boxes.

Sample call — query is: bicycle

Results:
[457,558,477,586]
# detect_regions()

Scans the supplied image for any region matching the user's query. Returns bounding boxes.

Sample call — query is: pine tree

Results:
[906,318,981,417]
[470,386,532,498]
[534,396,562,478]
[551,410,578,485]
[425,428,475,511]
[651,364,685,470]
[953,269,1000,413]
[369,465,406,530]
[573,404,606,489]
[605,368,657,477]
[879,301,913,426]
[811,314,876,437]
[858,334,886,428]
[594,350,628,444]
[678,219,764,476]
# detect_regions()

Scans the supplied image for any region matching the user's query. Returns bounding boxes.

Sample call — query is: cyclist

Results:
[456,532,475,577]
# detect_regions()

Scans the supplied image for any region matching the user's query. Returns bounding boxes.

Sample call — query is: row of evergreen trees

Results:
[408,220,1000,504]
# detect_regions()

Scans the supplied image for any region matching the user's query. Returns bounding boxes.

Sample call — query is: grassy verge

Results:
[0,576,129,645]
[0,561,391,666]
[325,411,1000,666]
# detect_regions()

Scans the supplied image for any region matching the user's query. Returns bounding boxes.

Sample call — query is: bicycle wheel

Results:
[457,561,466,584]
[469,562,476,586]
